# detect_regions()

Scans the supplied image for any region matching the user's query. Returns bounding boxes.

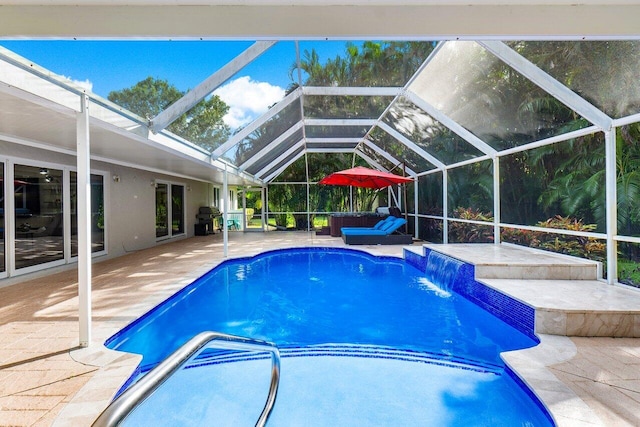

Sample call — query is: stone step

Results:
[405,243,640,337]
[421,243,600,280]
[481,278,640,337]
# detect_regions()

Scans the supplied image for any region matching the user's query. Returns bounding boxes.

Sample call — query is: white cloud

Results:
[214,76,285,130]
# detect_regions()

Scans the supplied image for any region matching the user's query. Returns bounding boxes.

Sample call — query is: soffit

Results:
[0,89,252,185]
[1,2,640,39]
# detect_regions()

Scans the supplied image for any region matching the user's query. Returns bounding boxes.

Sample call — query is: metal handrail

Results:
[92,331,281,427]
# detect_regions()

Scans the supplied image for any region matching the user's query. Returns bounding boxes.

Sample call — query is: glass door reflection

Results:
[14,164,64,270]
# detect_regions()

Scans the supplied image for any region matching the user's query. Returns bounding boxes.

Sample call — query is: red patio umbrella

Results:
[318,166,413,189]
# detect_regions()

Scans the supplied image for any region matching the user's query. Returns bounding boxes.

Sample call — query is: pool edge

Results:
[408,245,606,427]
[57,244,605,427]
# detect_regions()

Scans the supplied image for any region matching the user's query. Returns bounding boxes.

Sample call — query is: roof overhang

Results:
[0,47,261,186]
[1,1,639,40]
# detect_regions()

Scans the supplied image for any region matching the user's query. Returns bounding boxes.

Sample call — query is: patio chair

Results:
[228,219,240,230]
[341,217,413,245]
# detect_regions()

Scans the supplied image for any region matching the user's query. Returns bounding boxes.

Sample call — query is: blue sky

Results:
[0,40,351,128]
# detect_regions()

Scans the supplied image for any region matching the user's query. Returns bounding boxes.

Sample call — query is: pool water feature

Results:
[425,250,465,291]
[106,248,554,426]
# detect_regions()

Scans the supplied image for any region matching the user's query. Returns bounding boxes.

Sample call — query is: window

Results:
[229,189,236,210]
[212,187,220,208]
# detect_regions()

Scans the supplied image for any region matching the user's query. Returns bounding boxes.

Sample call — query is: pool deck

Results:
[0,233,639,426]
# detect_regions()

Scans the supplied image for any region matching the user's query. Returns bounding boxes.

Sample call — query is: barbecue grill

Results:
[195,206,221,235]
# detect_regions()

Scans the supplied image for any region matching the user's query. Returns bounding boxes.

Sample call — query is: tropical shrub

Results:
[618,259,640,288]
[500,227,540,247]
[446,207,494,243]
[444,208,606,262]
[533,216,606,262]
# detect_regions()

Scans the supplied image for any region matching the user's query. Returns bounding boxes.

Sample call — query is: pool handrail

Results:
[92,331,281,427]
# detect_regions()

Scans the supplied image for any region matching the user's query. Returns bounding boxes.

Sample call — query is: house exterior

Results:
[0,48,251,286]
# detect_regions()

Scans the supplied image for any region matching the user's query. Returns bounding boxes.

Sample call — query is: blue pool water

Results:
[107,248,554,426]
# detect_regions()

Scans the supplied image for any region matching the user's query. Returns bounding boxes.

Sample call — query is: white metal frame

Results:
[5,36,640,353]
[211,88,302,159]
[238,122,304,172]
[480,41,614,131]
[151,41,276,133]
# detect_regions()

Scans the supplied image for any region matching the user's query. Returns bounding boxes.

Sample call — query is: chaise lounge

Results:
[341,217,413,245]
[339,215,396,233]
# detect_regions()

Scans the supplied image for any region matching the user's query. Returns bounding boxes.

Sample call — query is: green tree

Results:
[108,77,230,152]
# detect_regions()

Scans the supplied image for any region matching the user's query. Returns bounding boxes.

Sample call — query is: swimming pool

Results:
[106,247,554,426]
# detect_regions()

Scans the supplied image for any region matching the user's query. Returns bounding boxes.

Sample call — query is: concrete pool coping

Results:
[1,234,639,426]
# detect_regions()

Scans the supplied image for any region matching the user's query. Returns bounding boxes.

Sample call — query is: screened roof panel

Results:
[5,37,629,187]
[243,128,304,175]
[306,141,359,150]
[368,127,437,172]
[356,143,401,172]
[271,155,308,182]
[231,41,297,93]
[297,41,436,87]
[303,95,394,119]
[262,146,307,182]
[162,96,232,153]
[305,152,362,179]
[507,41,640,119]
[408,41,593,152]
[304,125,370,139]
[220,97,302,166]
[118,41,291,151]
[382,96,485,165]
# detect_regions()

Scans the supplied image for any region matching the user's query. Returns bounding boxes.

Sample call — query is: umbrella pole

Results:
[349,186,353,212]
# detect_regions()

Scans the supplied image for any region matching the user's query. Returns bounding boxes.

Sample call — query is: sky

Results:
[0,40,351,130]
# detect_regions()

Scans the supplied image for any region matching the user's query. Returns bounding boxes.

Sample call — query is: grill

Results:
[195,206,221,235]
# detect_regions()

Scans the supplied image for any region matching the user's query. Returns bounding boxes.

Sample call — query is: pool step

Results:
[119,345,553,427]
[189,344,504,375]
[418,243,601,280]
[405,244,640,337]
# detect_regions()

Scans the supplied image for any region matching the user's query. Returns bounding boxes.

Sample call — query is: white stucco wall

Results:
[0,141,218,283]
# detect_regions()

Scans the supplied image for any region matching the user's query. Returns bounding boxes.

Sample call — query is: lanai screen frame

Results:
[74,38,640,288]
[213,39,640,287]
[1,39,639,353]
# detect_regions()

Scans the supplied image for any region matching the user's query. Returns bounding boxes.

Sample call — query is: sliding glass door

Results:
[3,163,108,274]
[171,184,185,235]
[71,172,105,257]
[156,182,185,239]
[0,162,4,273]
[14,164,64,270]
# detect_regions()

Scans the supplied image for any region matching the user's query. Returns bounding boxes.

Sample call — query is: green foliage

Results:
[447,207,495,243]
[510,41,640,118]
[108,76,230,152]
[502,215,606,262]
[448,160,494,215]
[446,208,606,262]
[290,41,435,89]
[618,259,640,288]
[96,204,104,230]
[498,228,540,247]
[267,153,382,229]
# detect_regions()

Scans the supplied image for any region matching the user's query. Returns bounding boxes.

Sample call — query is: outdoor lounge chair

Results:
[341,217,413,245]
[339,215,396,233]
